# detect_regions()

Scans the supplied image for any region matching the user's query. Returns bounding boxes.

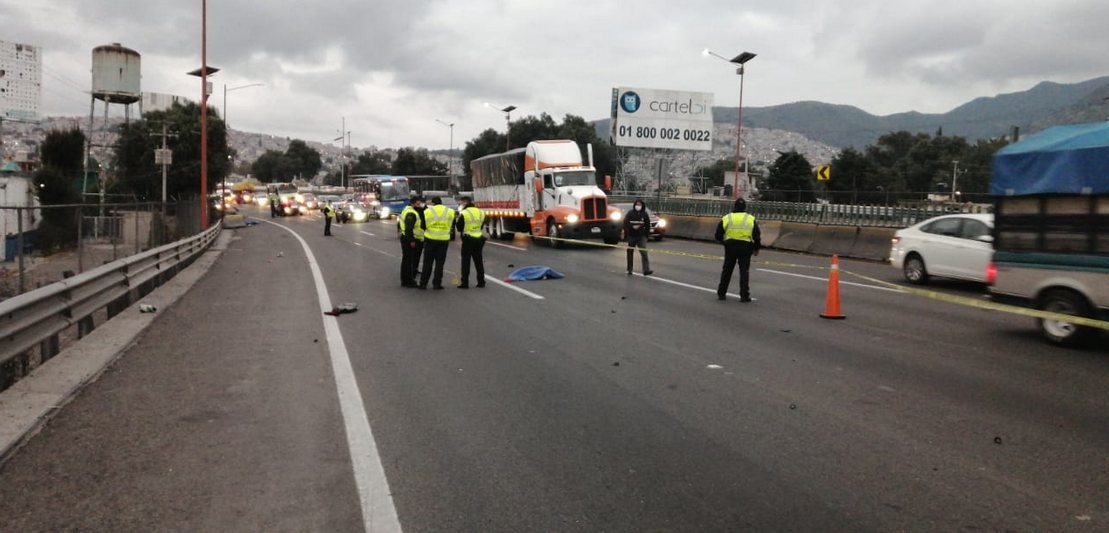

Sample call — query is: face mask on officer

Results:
[634,203,643,212]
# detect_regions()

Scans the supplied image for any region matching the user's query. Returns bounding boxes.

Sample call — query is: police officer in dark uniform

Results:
[322,201,336,236]
[715,198,761,302]
[399,196,426,288]
[454,196,486,288]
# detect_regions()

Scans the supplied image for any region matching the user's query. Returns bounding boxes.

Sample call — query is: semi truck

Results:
[471,140,622,247]
[988,122,1109,347]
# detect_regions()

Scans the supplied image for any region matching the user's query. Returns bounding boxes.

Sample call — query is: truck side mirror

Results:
[534,177,543,194]
[604,175,612,191]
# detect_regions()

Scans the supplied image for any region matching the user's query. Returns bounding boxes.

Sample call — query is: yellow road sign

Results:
[817,165,831,181]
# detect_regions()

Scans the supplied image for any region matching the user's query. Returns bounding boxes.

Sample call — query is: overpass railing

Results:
[0,223,221,391]
[609,196,991,228]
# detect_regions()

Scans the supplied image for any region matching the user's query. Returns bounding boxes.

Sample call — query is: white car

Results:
[889,213,994,284]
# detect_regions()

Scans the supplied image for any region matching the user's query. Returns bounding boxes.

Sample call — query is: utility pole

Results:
[951,160,960,202]
[151,121,177,245]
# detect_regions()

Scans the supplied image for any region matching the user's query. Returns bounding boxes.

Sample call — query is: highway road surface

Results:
[1,207,1106,532]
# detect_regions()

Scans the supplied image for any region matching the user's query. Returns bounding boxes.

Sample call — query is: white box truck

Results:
[470,140,622,247]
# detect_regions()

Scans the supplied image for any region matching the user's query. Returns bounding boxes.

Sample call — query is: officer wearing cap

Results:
[715,197,761,302]
[454,196,486,288]
[418,196,455,290]
[399,195,426,288]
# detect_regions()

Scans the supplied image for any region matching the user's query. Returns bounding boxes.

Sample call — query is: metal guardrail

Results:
[0,223,221,378]
[609,196,992,228]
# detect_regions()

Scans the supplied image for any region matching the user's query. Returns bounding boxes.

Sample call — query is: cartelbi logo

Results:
[620,91,641,113]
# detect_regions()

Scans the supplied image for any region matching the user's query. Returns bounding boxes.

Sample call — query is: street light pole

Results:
[485,103,517,151]
[200,0,208,229]
[223,83,264,128]
[436,119,455,185]
[704,48,756,200]
[952,160,959,202]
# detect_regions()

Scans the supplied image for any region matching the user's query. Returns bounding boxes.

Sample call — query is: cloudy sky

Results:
[4,0,1109,151]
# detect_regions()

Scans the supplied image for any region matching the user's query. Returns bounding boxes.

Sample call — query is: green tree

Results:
[32,129,87,251]
[462,128,506,178]
[828,147,885,203]
[694,158,737,188]
[391,147,446,175]
[113,102,231,200]
[764,150,815,201]
[251,150,294,183]
[285,139,322,180]
[351,151,393,175]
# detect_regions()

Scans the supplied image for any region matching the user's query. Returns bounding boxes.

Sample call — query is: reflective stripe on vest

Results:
[399,206,424,240]
[461,207,485,238]
[722,213,755,242]
[423,205,455,241]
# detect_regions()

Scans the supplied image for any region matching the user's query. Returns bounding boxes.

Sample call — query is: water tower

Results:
[84,43,141,195]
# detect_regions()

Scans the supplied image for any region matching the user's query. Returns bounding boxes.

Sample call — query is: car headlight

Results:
[566,214,579,223]
[380,207,390,217]
[657,219,667,228]
[353,209,364,216]
[610,211,622,221]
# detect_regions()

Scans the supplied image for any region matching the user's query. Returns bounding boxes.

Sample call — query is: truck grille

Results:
[582,197,607,221]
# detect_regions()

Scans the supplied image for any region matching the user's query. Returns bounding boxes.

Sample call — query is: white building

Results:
[0,40,42,121]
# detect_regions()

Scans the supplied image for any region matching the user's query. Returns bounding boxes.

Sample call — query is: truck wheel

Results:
[548,219,564,249]
[1038,289,1096,348]
[903,254,929,284]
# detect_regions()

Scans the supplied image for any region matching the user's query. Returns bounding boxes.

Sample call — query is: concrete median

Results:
[809,225,860,256]
[771,222,818,252]
[849,227,897,261]
[665,215,718,241]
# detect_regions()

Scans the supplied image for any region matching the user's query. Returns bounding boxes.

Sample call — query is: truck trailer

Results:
[471,140,622,247]
[989,122,1109,347]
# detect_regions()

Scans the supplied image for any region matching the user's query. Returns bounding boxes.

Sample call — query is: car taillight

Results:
[986,262,997,286]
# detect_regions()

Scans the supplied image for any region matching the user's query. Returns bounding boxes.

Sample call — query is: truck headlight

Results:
[610,211,622,221]
[567,214,579,223]
[380,207,390,217]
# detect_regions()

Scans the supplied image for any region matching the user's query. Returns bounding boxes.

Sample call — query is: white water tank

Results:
[91,43,141,104]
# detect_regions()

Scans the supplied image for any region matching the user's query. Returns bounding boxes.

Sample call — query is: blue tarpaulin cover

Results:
[992,122,1109,196]
[503,266,565,282]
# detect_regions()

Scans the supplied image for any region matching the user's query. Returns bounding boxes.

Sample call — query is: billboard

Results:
[610,87,713,151]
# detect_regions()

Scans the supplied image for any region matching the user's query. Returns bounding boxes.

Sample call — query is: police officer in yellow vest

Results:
[454,196,486,289]
[418,196,455,290]
[322,201,336,236]
[714,198,761,302]
[399,196,426,288]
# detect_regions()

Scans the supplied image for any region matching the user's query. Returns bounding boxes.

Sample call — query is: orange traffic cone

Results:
[820,255,846,320]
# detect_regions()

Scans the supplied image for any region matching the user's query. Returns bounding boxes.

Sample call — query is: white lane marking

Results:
[360,231,376,237]
[261,220,401,533]
[707,364,724,370]
[487,240,528,251]
[757,268,905,293]
[487,277,545,300]
[633,273,747,299]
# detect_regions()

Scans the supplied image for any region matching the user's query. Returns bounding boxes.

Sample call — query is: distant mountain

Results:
[594,77,1109,149]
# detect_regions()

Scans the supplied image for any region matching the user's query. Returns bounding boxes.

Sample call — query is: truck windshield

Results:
[552,171,596,187]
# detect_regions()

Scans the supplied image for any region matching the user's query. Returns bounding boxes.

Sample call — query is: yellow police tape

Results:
[510,231,1109,332]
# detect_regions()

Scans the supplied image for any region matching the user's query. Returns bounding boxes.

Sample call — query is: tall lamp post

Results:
[223,83,264,127]
[704,48,756,199]
[334,117,350,189]
[436,119,455,187]
[186,0,220,230]
[485,103,516,151]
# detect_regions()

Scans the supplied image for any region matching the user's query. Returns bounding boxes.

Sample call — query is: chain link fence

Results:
[1,198,204,299]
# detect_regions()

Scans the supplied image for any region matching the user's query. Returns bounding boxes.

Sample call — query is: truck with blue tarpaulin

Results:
[989,121,1109,347]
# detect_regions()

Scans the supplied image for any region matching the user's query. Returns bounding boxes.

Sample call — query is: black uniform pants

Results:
[626,234,650,273]
[420,239,449,288]
[718,240,754,298]
[401,239,423,286]
[460,235,486,286]
[324,216,332,235]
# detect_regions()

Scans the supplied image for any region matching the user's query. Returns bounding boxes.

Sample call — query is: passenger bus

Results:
[350,175,411,219]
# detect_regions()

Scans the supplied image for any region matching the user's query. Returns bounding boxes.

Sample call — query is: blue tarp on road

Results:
[992,122,1109,196]
[503,266,565,282]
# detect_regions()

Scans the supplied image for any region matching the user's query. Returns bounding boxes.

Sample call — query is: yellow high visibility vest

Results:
[399,205,424,240]
[423,204,455,241]
[461,206,485,238]
[722,213,755,242]
[323,205,335,218]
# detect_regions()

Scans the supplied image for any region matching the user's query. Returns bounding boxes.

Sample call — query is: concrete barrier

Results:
[809,225,859,256]
[849,226,897,261]
[666,215,718,241]
[771,222,818,252]
[759,220,781,248]
[223,214,247,229]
